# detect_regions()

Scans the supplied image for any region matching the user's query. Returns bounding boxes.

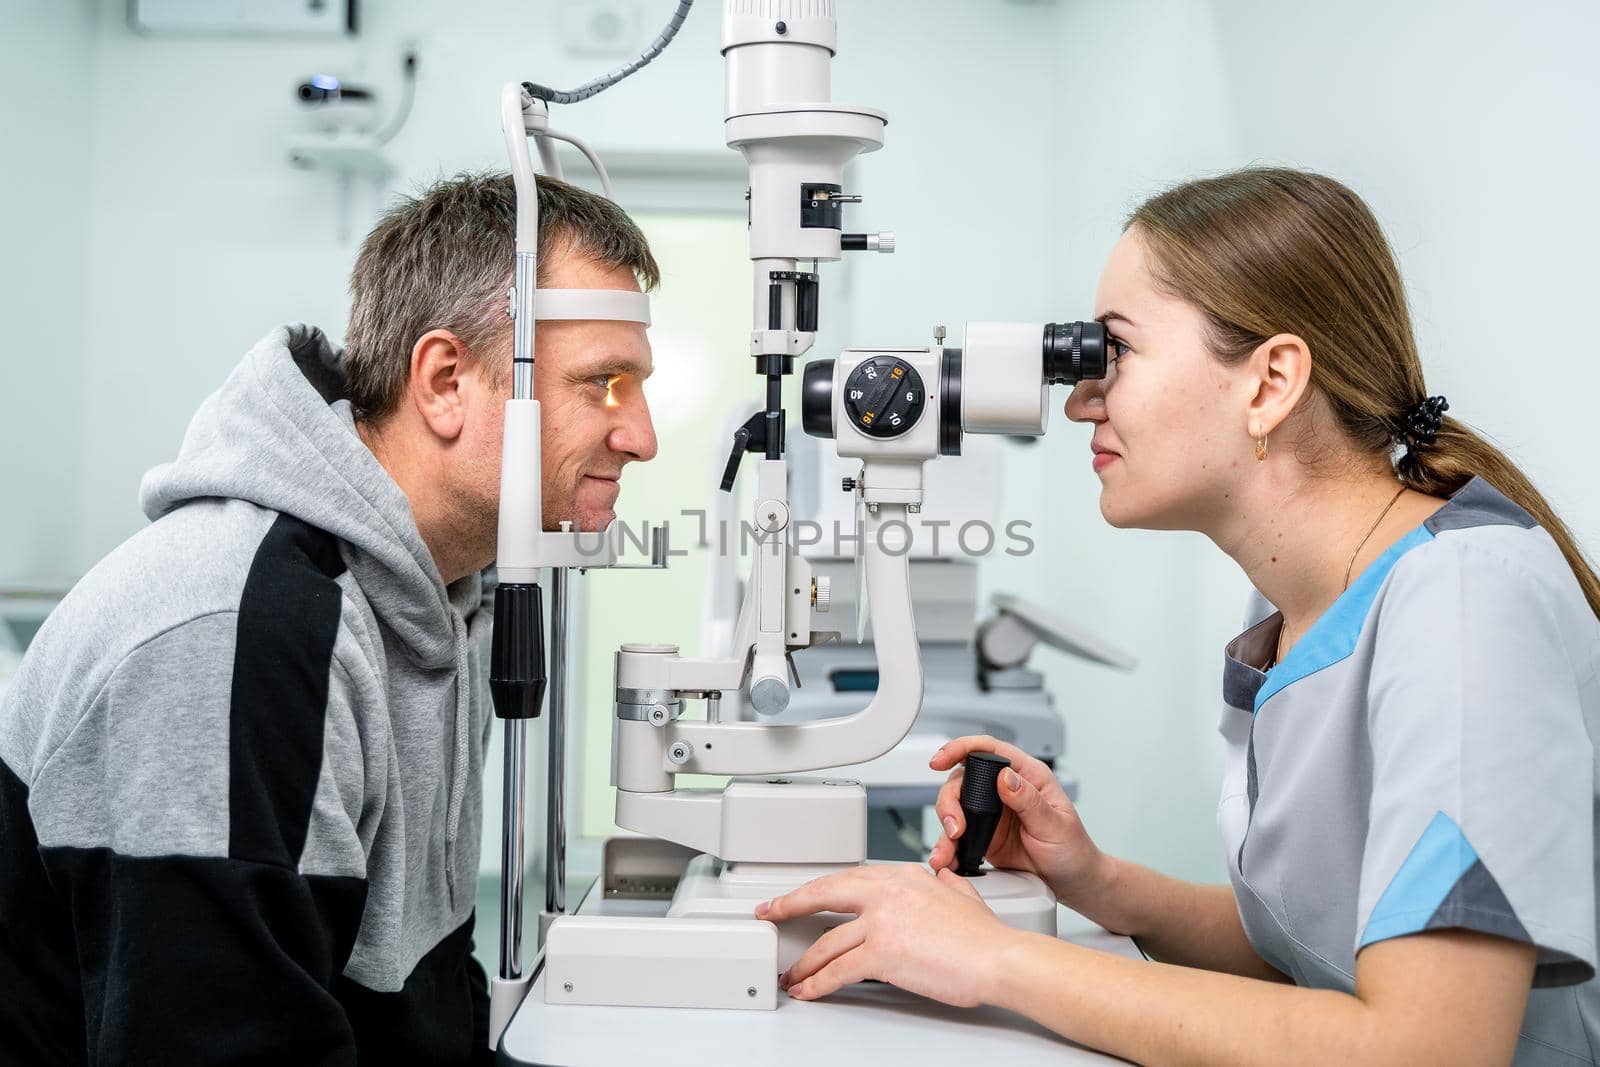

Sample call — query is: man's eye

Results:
[591,374,622,408]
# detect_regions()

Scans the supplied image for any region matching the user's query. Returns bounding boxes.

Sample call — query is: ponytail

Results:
[1402,417,1600,619]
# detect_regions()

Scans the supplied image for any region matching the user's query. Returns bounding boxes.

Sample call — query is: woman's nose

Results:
[1064,378,1107,424]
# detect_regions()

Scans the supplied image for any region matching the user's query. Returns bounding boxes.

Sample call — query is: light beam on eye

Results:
[604,375,620,409]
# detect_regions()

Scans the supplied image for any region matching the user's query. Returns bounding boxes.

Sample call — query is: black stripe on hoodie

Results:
[229,511,347,869]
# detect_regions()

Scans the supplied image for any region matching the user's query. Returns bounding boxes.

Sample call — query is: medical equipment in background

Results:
[710,430,1137,860]
[128,0,356,36]
[0,587,64,702]
[287,50,418,239]
[0,587,72,711]
[489,0,1111,1038]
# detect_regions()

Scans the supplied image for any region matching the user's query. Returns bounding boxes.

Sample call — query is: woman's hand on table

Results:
[928,735,1109,911]
[755,863,1010,1007]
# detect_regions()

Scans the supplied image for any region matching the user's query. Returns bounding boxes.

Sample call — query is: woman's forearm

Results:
[1067,855,1288,981]
[987,931,1374,1067]
[984,928,1531,1067]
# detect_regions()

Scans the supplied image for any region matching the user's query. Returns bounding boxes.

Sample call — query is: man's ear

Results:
[1245,333,1314,441]
[408,329,470,441]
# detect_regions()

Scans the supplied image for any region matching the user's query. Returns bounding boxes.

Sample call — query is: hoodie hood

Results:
[140,323,464,669]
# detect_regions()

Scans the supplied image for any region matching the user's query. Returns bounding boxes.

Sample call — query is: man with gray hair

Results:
[0,173,659,1063]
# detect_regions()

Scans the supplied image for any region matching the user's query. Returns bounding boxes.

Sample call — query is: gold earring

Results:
[1255,434,1268,462]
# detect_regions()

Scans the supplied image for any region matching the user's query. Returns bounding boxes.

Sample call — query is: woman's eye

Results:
[1109,338,1130,363]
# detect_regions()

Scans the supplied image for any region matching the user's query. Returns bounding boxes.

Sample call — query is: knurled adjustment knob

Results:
[813,577,831,613]
[955,752,1011,877]
[841,477,857,492]
[489,583,547,721]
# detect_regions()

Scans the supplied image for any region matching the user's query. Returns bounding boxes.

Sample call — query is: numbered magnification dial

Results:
[842,355,927,439]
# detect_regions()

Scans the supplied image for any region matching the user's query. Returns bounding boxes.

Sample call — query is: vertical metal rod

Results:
[512,251,537,400]
[545,568,571,918]
[498,718,526,980]
[765,375,784,460]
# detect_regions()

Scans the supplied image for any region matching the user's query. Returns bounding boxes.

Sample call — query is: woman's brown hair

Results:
[1127,167,1600,618]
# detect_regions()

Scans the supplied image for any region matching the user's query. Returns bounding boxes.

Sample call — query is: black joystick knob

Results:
[955,752,1010,876]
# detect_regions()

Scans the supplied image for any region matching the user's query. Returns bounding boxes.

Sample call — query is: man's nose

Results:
[609,392,658,462]
[1064,377,1107,424]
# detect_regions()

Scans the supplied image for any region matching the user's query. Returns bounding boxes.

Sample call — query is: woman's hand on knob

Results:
[928,736,1108,909]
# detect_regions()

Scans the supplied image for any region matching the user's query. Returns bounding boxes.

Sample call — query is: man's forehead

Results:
[544,319,653,377]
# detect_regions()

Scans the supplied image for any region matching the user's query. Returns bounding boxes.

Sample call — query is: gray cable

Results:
[523,0,694,104]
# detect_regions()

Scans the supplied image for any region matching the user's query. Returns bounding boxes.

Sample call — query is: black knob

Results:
[842,355,926,438]
[489,583,547,720]
[954,752,1010,876]
[841,477,856,492]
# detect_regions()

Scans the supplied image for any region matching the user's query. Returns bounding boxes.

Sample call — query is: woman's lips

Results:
[1092,452,1118,472]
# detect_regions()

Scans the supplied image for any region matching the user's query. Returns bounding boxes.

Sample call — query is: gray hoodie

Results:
[0,324,496,1063]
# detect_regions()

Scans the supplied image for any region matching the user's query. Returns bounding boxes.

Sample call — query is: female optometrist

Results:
[755,168,1600,1066]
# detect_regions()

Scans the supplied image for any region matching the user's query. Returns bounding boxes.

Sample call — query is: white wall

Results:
[0,0,97,590]
[5,0,1597,889]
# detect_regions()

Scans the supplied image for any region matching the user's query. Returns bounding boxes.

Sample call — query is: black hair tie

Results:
[1401,395,1449,448]
[1396,394,1449,476]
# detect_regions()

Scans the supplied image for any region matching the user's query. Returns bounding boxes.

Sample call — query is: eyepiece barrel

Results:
[1043,320,1108,385]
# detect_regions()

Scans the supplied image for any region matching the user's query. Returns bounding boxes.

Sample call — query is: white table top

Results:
[499,901,1139,1066]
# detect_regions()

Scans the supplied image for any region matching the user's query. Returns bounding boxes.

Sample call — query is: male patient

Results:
[0,173,658,1063]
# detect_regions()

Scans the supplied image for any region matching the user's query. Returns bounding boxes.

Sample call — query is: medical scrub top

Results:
[1219,477,1600,1064]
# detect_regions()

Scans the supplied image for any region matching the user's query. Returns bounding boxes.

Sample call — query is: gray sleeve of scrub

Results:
[1357,536,1596,987]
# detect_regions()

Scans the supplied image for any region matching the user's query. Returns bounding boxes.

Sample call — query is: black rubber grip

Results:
[955,752,1011,876]
[489,583,547,720]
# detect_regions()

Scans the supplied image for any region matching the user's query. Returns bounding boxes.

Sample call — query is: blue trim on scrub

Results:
[1360,811,1479,946]
[1255,524,1435,713]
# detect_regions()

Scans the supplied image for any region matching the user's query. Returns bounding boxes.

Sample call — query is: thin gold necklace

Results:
[1274,485,1407,668]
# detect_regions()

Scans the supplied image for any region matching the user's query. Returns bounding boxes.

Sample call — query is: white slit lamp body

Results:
[491,2,1097,1033]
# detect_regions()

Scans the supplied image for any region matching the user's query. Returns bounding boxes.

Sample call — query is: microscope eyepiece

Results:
[800,318,1108,451]
[1042,320,1108,385]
